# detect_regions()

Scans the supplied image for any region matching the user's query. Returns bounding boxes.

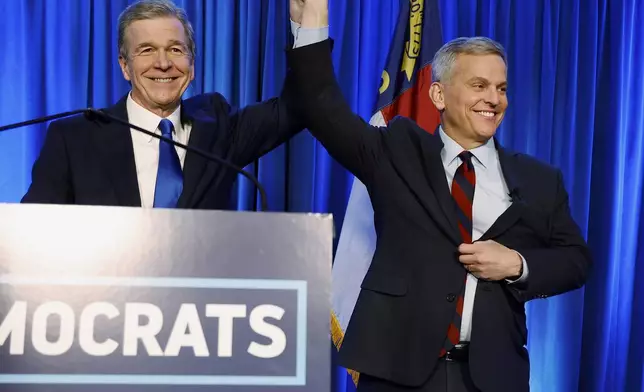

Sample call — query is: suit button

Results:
[446,293,456,302]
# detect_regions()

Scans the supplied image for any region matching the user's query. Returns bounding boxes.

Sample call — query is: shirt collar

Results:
[438,125,495,169]
[126,92,182,143]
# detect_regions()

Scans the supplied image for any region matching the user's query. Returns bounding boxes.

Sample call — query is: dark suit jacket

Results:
[288,40,592,392]
[22,74,302,209]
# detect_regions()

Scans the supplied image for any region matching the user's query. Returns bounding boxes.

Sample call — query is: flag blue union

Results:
[331,0,444,387]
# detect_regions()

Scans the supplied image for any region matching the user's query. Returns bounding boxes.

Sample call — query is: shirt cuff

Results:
[506,252,529,284]
[290,19,329,48]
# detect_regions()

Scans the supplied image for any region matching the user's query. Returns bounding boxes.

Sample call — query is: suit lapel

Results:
[393,128,526,243]
[177,104,218,208]
[389,127,462,245]
[91,96,141,207]
[419,131,463,244]
[479,141,525,241]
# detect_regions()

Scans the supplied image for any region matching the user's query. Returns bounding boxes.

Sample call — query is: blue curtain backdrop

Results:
[0,0,642,391]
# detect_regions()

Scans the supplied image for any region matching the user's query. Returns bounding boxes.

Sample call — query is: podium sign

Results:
[0,204,332,392]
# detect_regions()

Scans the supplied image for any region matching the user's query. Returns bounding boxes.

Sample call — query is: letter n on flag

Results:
[331,0,443,388]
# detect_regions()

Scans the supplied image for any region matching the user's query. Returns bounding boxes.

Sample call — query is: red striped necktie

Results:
[440,151,476,357]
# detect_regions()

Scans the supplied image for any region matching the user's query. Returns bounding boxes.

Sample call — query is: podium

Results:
[0,204,332,392]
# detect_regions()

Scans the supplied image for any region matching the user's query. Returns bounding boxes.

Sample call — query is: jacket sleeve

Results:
[508,170,592,302]
[286,39,388,185]
[227,54,306,169]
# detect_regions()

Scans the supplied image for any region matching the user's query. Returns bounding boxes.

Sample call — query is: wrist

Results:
[301,8,328,28]
[508,251,523,279]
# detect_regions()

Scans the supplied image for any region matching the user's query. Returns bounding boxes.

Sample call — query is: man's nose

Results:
[484,87,500,106]
[154,50,172,70]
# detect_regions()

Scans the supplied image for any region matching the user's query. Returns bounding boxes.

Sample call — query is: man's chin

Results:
[150,96,181,109]
[475,127,498,141]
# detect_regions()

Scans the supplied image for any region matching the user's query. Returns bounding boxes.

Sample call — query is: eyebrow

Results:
[167,40,188,48]
[134,42,153,50]
[133,40,187,51]
[466,77,507,87]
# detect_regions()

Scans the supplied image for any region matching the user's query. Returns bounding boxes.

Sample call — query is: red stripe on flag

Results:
[379,65,441,134]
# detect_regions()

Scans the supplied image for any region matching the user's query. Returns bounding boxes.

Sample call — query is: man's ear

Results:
[429,82,445,111]
[118,56,131,82]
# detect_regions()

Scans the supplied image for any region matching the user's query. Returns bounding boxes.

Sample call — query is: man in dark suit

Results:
[22,0,325,209]
[289,1,592,391]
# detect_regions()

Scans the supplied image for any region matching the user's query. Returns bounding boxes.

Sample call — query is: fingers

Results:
[458,241,503,279]
[458,241,490,278]
[463,263,484,278]
[459,251,481,276]
[458,241,489,254]
[459,254,478,264]
[458,243,476,254]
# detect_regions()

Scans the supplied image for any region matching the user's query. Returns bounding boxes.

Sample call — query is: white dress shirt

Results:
[125,24,328,207]
[438,127,528,342]
[126,95,190,208]
[290,20,329,48]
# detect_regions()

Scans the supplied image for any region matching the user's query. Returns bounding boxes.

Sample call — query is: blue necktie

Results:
[153,119,183,208]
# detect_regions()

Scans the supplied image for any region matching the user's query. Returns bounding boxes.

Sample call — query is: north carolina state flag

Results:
[371,0,443,131]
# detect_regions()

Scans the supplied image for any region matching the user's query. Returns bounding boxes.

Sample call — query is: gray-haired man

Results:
[23,0,327,210]
[287,1,591,391]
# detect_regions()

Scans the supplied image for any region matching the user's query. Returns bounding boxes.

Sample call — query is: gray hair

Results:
[118,0,196,61]
[431,37,507,82]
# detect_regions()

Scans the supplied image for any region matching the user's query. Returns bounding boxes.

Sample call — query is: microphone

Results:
[508,187,521,202]
[0,109,89,132]
[0,108,268,211]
